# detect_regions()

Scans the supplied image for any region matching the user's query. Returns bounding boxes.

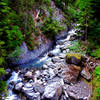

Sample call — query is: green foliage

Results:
[67,41,85,53]
[0,80,7,97]
[42,0,50,6]
[8,47,24,62]
[0,68,7,77]
[93,66,100,99]
[41,18,65,39]
[68,41,81,51]
[0,68,7,97]
[88,49,100,59]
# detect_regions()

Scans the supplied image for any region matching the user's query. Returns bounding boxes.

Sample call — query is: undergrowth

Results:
[67,41,86,54]
[93,66,100,100]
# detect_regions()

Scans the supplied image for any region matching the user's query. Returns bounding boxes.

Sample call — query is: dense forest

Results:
[0,0,100,100]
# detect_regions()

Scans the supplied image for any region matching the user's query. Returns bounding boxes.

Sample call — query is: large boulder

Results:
[58,64,81,83]
[66,53,82,66]
[32,83,44,94]
[13,82,23,93]
[66,81,92,100]
[43,78,63,100]
[22,83,41,100]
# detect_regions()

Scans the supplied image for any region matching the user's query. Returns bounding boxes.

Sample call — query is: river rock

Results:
[66,53,82,66]
[24,71,33,79]
[42,64,48,69]
[69,34,79,41]
[34,70,41,78]
[22,83,38,100]
[48,68,55,79]
[81,68,92,80]
[66,81,92,100]
[48,52,55,57]
[43,78,63,100]
[32,83,44,94]
[14,82,23,93]
[22,83,33,93]
[59,64,81,83]
[60,45,67,51]
[46,61,54,67]
[58,53,66,59]
[52,56,64,63]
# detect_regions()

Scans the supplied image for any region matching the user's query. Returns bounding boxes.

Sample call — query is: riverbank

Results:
[4,28,97,100]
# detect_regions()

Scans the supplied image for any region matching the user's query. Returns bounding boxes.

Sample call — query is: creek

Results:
[5,28,77,100]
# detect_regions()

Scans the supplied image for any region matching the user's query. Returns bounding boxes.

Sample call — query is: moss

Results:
[66,53,82,60]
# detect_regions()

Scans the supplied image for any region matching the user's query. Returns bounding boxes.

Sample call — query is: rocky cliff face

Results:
[12,0,68,66]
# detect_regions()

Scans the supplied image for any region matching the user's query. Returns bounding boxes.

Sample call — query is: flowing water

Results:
[5,28,77,100]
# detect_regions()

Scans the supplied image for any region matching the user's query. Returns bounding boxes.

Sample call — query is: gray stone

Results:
[22,83,33,93]
[48,52,55,57]
[43,78,63,100]
[66,81,92,100]
[42,64,48,69]
[81,68,92,80]
[66,56,81,66]
[24,71,33,79]
[14,82,23,92]
[32,83,44,94]
[58,64,81,83]
[58,53,66,59]
[34,70,41,78]
[22,83,41,100]
[52,56,64,63]
[46,61,54,66]
[48,68,55,79]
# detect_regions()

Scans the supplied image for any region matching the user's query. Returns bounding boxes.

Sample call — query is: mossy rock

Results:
[66,53,82,60]
[66,53,82,66]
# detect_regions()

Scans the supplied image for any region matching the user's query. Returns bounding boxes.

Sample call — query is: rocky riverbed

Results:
[5,29,96,100]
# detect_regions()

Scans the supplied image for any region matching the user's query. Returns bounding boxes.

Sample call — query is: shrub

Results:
[42,0,50,6]
[93,66,100,99]
[88,48,100,59]
[41,18,64,39]
[0,68,7,97]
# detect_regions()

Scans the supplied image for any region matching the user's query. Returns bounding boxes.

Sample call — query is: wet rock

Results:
[69,34,79,41]
[48,68,55,79]
[66,53,82,66]
[34,70,41,78]
[59,64,81,83]
[25,92,40,100]
[22,83,33,93]
[24,71,33,79]
[22,83,36,99]
[60,45,68,51]
[46,61,54,67]
[48,52,55,57]
[32,83,44,94]
[52,56,64,63]
[60,95,68,100]
[14,82,23,93]
[81,68,92,80]
[42,64,48,69]
[43,78,63,100]
[42,70,49,76]
[66,81,92,100]
[58,53,66,59]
